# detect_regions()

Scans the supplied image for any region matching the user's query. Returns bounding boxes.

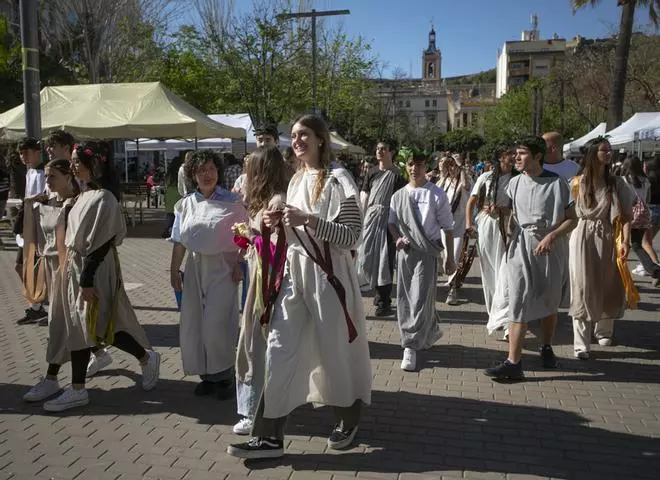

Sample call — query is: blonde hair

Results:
[292,114,333,205]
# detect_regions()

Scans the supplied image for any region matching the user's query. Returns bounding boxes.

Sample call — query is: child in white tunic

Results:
[465,147,515,316]
[170,150,248,398]
[389,154,455,372]
[228,115,371,460]
[437,154,472,305]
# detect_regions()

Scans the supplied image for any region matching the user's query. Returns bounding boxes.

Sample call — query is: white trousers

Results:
[572,318,614,353]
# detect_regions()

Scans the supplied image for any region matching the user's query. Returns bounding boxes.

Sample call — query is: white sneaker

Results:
[632,264,649,276]
[446,288,458,306]
[400,347,417,372]
[86,349,113,377]
[233,417,253,435]
[598,338,613,346]
[43,387,89,412]
[23,378,61,402]
[141,351,161,391]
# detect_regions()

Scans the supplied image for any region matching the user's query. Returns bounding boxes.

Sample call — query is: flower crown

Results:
[73,143,107,163]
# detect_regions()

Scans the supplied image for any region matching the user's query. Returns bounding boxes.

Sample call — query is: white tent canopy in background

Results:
[563,123,607,156]
[606,112,660,149]
[330,131,367,155]
[125,113,291,152]
[0,82,246,140]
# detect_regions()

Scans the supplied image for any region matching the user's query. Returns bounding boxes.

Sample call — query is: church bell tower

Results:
[422,25,441,83]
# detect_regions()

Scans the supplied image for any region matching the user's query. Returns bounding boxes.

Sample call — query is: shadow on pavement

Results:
[2,377,660,478]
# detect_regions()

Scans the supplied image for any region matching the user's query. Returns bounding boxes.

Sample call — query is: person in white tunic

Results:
[388,153,456,372]
[569,138,636,359]
[228,114,372,460]
[465,146,515,317]
[42,142,161,412]
[437,154,472,305]
[170,150,248,398]
[232,146,288,435]
[485,137,577,381]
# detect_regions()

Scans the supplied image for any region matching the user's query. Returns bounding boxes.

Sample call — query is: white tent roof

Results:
[563,123,607,156]
[606,112,660,147]
[124,113,291,152]
[0,82,245,140]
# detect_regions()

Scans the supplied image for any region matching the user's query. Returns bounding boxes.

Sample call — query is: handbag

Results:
[630,197,651,230]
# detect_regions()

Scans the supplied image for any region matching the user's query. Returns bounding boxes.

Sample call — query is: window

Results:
[432,99,437,107]
[462,112,468,126]
[425,100,430,107]
[427,114,436,125]
[405,100,410,108]
[399,100,403,107]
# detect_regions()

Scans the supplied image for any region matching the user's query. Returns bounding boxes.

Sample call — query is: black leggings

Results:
[47,331,147,384]
[375,231,396,305]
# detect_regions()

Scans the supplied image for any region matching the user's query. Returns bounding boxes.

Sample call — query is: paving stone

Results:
[0,232,659,480]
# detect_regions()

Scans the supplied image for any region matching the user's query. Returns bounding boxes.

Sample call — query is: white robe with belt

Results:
[173,189,249,376]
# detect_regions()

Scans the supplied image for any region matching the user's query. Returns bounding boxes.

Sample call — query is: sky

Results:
[201,0,654,78]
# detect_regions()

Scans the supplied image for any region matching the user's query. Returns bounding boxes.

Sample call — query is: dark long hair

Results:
[476,145,516,210]
[74,141,120,200]
[165,153,185,187]
[580,137,614,209]
[621,155,646,189]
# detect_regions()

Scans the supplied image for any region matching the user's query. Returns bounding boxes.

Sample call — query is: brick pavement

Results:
[1,221,660,480]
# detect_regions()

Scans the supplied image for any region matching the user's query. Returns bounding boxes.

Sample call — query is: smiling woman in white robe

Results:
[228,114,371,460]
[170,150,248,399]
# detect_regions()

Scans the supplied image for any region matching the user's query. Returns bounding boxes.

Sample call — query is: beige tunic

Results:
[569,177,634,322]
[62,189,150,351]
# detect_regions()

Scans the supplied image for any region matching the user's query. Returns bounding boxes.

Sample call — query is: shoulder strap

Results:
[291,226,358,343]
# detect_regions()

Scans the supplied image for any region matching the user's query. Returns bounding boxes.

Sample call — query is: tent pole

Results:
[124,148,128,183]
[195,137,198,150]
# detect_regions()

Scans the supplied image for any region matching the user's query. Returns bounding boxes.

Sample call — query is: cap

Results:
[254,123,279,138]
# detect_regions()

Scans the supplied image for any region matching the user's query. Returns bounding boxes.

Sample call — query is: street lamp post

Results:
[19,0,41,138]
[277,8,350,115]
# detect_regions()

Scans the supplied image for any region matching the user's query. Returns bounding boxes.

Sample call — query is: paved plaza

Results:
[1,215,659,480]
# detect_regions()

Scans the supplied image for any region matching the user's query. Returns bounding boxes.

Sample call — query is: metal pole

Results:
[19,0,41,138]
[311,11,317,114]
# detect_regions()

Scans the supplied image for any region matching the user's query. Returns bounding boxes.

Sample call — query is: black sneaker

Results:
[193,380,216,396]
[483,360,524,380]
[375,303,393,317]
[540,345,559,369]
[38,316,49,326]
[216,381,236,401]
[227,437,284,459]
[327,425,358,450]
[17,308,47,325]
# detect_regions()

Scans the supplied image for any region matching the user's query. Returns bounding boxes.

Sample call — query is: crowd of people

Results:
[4,118,660,459]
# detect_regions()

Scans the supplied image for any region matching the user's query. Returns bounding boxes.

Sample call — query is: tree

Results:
[40,0,180,83]
[571,0,660,129]
[443,129,485,153]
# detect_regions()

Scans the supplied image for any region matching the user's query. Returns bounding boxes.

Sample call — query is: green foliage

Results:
[443,128,485,153]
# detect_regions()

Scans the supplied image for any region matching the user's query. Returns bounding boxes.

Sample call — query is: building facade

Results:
[496,16,566,98]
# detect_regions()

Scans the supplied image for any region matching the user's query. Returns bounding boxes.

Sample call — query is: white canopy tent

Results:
[124,113,291,152]
[606,112,660,151]
[563,123,607,156]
